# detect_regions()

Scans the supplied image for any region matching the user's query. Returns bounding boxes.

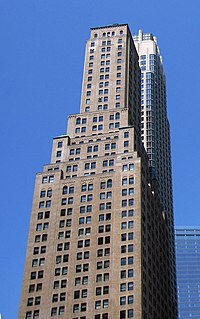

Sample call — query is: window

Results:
[47,189,52,197]
[83,276,89,285]
[129,188,134,195]
[49,176,54,183]
[87,146,92,153]
[75,277,81,286]
[40,190,46,198]
[81,303,87,312]
[37,270,43,279]
[120,296,126,305]
[27,297,33,306]
[81,195,86,203]
[129,164,134,170]
[85,106,90,112]
[116,102,120,108]
[34,296,41,305]
[69,186,74,194]
[122,197,127,205]
[33,311,39,319]
[122,165,128,171]
[80,206,85,214]
[129,199,134,206]
[37,212,43,220]
[120,283,126,292]
[122,189,127,196]
[107,179,112,188]
[128,244,134,252]
[121,258,126,266]
[120,311,126,319]
[59,306,65,315]
[39,201,44,208]
[26,312,32,319]
[68,197,73,205]
[79,217,84,225]
[46,200,51,207]
[73,304,79,313]
[91,162,96,169]
[42,176,48,184]
[128,309,134,318]
[95,301,101,309]
[128,282,134,291]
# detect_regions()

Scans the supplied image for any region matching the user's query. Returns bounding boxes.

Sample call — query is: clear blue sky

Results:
[0,0,200,317]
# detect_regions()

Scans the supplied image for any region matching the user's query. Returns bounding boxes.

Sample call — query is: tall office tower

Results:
[175,227,200,318]
[133,31,173,228]
[19,24,177,319]
[133,31,176,304]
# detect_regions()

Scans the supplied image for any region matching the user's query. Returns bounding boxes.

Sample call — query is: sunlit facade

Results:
[19,24,177,319]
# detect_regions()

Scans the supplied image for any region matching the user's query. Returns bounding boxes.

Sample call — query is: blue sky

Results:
[1,0,200,317]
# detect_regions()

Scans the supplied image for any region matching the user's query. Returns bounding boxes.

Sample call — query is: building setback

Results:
[19,24,177,319]
[175,227,200,318]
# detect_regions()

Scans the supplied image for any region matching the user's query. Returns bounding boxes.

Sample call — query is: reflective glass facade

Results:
[175,227,200,318]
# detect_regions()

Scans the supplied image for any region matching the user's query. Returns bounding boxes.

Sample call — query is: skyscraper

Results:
[133,31,176,304]
[133,30,173,229]
[175,227,200,318]
[19,24,177,319]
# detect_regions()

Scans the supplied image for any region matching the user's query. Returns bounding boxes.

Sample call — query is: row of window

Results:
[39,200,51,208]
[122,188,134,196]
[51,307,65,317]
[27,296,41,306]
[92,29,124,38]
[36,222,49,231]
[56,241,69,252]
[69,130,128,154]
[37,211,50,220]
[40,189,52,198]
[25,310,39,319]
[91,38,123,46]
[34,234,47,243]
[42,175,54,184]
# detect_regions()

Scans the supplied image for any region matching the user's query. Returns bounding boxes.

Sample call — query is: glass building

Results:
[175,227,200,318]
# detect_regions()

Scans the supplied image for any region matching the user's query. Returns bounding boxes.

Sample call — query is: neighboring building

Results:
[133,31,173,229]
[19,24,177,319]
[133,31,176,302]
[175,227,200,318]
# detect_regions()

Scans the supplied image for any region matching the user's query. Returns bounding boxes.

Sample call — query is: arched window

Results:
[62,186,68,195]
[47,189,52,197]
[40,189,46,198]
[107,179,112,188]
[76,118,81,124]
[81,184,87,192]
[115,112,120,120]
